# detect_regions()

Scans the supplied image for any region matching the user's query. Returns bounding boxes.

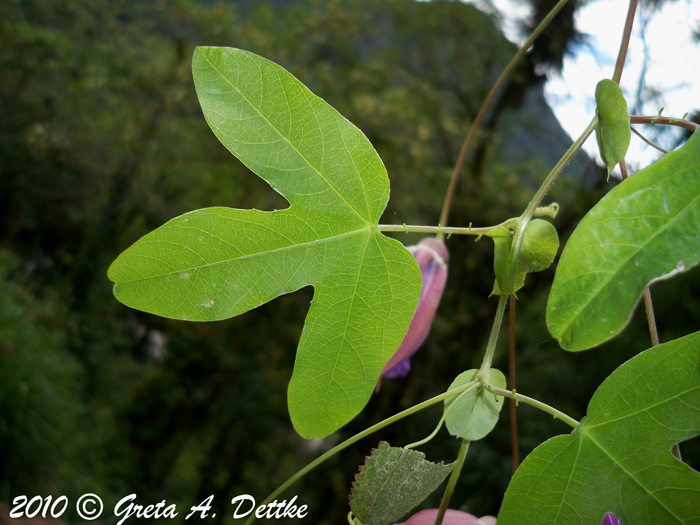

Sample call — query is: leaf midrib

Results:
[198,48,372,225]
[553,169,700,339]
[310,233,371,437]
[116,228,370,284]
[586,382,700,430]
[552,437,584,524]
[584,431,685,524]
[499,436,577,522]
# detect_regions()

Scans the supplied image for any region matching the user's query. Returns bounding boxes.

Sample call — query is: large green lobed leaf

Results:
[498,330,700,525]
[108,47,421,438]
[547,131,700,351]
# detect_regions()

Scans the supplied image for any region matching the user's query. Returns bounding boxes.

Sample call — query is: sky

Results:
[470,0,700,175]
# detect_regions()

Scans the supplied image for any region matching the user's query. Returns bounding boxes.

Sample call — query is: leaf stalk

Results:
[405,382,480,450]
[630,115,700,132]
[243,380,481,525]
[437,0,573,234]
[612,0,639,84]
[378,223,511,237]
[478,295,508,375]
[433,440,470,525]
[481,382,579,429]
[509,294,519,473]
[522,116,598,222]
[643,288,660,346]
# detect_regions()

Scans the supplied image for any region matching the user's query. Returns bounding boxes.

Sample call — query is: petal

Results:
[381,238,449,377]
[383,357,411,378]
[395,509,496,525]
[601,514,622,525]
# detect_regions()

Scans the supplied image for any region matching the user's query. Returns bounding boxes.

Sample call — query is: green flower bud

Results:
[518,219,559,273]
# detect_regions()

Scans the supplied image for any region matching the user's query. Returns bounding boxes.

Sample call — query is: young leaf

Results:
[498,330,700,525]
[547,131,700,351]
[595,79,631,175]
[492,234,521,296]
[108,47,421,439]
[349,442,455,525]
[444,369,506,441]
[493,220,558,295]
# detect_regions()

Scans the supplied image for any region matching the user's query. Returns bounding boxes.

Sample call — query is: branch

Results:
[438,0,574,233]
[631,127,669,154]
[482,382,580,429]
[612,0,639,84]
[378,223,509,237]
[630,115,700,132]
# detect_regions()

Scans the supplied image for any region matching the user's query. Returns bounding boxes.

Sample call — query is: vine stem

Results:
[619,159,630,180]
[643,288,660,346]
[494,121,597,466]
[242,380,480,525]
[612,0,638,84]
[437,0,573,234]
[630,115,700,132]
[631,127,669,154]
[433,440,470,525]
[405,382,480,450]
[509,295,519,473]
[482,382,580,429]
[522,116,598,221]
[479,295,509,375]
[378,223,509,237]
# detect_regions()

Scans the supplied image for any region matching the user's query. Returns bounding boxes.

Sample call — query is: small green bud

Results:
[518,219,559,273]
[492,219,559,296]
[595,79,631,176]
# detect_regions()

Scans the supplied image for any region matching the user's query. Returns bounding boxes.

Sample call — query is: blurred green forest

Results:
[1,0,698,523]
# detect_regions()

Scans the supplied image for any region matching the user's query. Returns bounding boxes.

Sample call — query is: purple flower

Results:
[395,509,496,525]
[601,514,622,525]
[381,237,449,380]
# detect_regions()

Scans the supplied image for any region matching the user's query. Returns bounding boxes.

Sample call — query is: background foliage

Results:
[1,0,698,523]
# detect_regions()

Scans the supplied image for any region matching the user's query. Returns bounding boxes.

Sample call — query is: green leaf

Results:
[108,47,421,439]
[493,220,558,296]
[498,330,700,525]
[595,79,631,175]
[492,233,521,296]
[547,131,700,351]
[349,442,455,525]
[444,369,506,440]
